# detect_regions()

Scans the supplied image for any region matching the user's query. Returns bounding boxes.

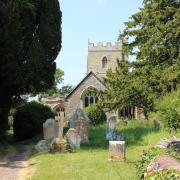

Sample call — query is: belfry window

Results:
[102,56,108,68]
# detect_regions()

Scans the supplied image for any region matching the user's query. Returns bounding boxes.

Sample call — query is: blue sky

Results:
[56,0,143,86]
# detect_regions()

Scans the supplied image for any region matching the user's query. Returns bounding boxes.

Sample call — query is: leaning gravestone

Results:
[69,108,90,143]
[65,128,81,150]
[109,141,126,161]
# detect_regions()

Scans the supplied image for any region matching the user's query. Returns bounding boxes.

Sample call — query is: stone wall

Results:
[65,73,105,119]
[87,41,128,79]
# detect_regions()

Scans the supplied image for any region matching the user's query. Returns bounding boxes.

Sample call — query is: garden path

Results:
[0,144,33,180]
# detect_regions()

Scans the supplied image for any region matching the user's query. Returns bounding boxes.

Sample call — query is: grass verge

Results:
[28,120,176,180]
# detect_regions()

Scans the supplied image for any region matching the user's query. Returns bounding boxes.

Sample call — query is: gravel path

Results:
[0,144,33,180]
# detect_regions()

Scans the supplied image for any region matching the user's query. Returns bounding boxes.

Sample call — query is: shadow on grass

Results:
[117,126,156,146]
[82,122,158,150]
[81,125,108,150]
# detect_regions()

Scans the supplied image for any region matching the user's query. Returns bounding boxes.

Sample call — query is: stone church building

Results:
[42,40,144,120]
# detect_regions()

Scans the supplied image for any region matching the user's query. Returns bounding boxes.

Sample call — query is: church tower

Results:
[87,40,127,79]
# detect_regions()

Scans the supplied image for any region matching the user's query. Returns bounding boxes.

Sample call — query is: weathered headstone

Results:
[106,116,117,140]
[65,128,81,149]
[43,118,57,141]
[36,116,67,153]
[106,116,124,141]
[109,141,126,161]
[69,108,90,143]
[55,111,64,142]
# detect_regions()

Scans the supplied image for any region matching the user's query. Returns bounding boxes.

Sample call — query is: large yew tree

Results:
[0,0,62,135]
[100,0,180,114]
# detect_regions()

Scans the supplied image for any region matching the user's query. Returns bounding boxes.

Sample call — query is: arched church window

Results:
[102,56,107,68]
[90,97,94,104]
[85,97,89,107]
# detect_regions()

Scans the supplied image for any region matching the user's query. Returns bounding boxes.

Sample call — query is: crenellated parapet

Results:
[88,41,123,52]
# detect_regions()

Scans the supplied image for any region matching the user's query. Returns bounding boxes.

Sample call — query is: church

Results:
[42,40,145,120]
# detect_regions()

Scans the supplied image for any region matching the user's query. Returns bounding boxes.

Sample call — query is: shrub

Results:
[136,148,162,179]
[162,108,180,131]
[13,101,54,140]
[148,169,180,180]
[136,147,180,179]
[84,104,106,126]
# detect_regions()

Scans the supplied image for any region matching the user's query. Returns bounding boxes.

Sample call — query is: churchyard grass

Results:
[28,120,175,180]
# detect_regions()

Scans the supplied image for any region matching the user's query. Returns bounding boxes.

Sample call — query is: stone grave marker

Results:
[43,118,57,141]
[109,141,126,161]
[69,108,90,143]
[55,111,64,142]
[65,128,81,149]
[106,116,117,140]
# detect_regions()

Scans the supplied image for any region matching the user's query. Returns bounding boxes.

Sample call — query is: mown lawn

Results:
[28,121,175,180]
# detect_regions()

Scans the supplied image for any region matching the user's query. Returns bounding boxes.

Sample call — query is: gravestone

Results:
[109,141,126,161]
[65,128,81,149]
[106,116,124,141]
[55,111,64,141]
[43,118,57,141]
[106,116,117,140]
[69,108,90,143]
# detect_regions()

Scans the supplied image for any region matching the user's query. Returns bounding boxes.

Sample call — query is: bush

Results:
[162,108,180,131]
[84,104,106,126]
[148,169,180,180]
[13,101,54,140]
[136,147,180,179]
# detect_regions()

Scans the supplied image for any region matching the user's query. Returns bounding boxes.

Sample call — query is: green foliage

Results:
[99,60,154,114]
[13,101,54,140]
[59,84,73,96]
[45,68,64,95]
[84,104,106,126]
[28,121,173,180]
[8,109,16,130]
[100,0,179,117]
[136,148,161,179]
[162,108,180,131]
[83,87,99,97]
[149,89,180,131]
[123,0,180,88]
[0,0,62,135]
[136,147,180,179]
[148,169,180,180]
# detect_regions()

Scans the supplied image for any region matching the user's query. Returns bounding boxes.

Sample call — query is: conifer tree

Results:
[100,0,180,115]
[0,0,62,135]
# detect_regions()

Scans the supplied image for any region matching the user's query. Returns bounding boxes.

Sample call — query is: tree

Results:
[100,0,180,116]
[99,60,153,116]
[46,68,64,95]
[59,84,73,96]
[0,0,62,136]
[120,0,180,93]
